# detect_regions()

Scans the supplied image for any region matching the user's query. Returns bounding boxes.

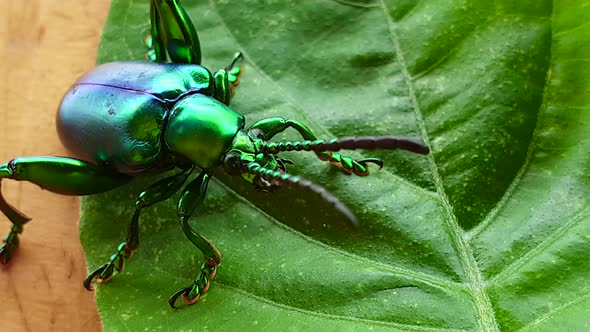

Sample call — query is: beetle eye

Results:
[250,129,263,138]
[223,154,242,175]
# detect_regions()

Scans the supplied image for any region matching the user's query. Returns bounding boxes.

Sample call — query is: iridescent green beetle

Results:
[0,0,429,308]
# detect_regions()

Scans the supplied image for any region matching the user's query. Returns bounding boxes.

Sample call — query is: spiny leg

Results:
[0,181,30,264]
[213,52,244,105]
[0,157,131,264]
[145,0,201,64]
[168,170,221,308]
[84,167,193,288]
[248,117,383,176]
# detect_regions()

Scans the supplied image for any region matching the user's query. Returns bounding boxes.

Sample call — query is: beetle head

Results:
[223,130,284,191]
[222,129,360,224]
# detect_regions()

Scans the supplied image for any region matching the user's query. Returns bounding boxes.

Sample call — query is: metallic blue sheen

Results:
[56,61,221,174]
[57,84,171,174]
[76,61,213,100]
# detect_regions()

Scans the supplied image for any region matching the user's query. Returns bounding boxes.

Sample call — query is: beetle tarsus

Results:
[226,52,244,94]
[168,261,217,308]
[84,263,109,290]
[0,221,25,265]
[168,288,187,308]
[84,241,134,290]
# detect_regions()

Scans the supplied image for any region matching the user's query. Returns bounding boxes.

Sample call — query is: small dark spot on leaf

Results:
[349,51,394,68]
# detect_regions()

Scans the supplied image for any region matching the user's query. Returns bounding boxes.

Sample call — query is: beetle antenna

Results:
[262,136,429,155]
[245,162,357,225]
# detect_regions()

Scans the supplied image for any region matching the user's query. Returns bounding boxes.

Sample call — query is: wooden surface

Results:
[0,1,110,331]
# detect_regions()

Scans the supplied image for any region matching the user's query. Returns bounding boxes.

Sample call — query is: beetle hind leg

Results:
[146,0,202,64]
[0,157,131,264]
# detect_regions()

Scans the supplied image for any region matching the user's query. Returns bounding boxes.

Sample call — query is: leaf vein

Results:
[412,21,482,80]
[553,18,590,36]
[329,0,380,9]
[465,5,554,242]
[378,1,499,331]
[516,288,590,331]
[214,282,473,332]
[488,207,589,285]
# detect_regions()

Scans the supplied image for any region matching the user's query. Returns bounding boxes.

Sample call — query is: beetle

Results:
[0,0,429,308]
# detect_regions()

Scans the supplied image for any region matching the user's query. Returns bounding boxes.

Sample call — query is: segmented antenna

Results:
[262,136,429,155]
[246,162,357,224]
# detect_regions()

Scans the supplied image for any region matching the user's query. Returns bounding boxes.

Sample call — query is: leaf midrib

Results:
[378,1,500,331]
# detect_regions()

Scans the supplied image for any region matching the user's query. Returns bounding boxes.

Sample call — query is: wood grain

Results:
[0,1,110,331]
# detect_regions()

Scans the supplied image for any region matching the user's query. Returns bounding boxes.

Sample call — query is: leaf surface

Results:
[81,0,590,331]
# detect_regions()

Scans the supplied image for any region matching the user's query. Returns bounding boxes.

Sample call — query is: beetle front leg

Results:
[168,170,221,308]
[213,52,244,105]
[249,117,382,176]
[84,167,193,289]
[0,157,131,264]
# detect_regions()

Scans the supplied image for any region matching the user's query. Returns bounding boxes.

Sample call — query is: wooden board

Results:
[0,1,110,331]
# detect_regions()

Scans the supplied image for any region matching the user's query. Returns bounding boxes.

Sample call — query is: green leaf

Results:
[81,0,590,331]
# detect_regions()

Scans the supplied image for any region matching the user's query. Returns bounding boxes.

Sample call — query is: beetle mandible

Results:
[0,0,429,308]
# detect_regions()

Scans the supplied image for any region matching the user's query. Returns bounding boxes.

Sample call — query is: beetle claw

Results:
[0,243,15,265]
[83,242,133,290]
[168,285,200,308]
[358,158,384,170]
[182,292,201,305]
[0,225,22,265]
[168,262,217,308]
[84,263,110,290]
[277,157,294,165]
[168,288,188,308]
[225,52,243,72]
